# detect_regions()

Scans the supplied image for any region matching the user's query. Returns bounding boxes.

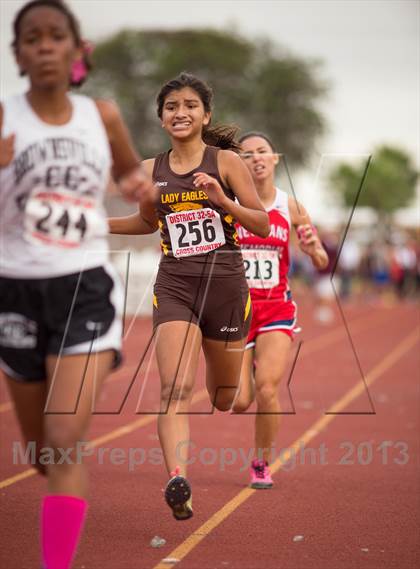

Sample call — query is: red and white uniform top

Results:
[236,188,291,301]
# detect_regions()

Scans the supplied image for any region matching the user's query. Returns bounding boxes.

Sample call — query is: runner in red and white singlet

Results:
[233,132,328,489]
[237,186,296,346]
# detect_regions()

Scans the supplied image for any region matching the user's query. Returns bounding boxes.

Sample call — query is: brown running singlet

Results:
[152,146,251,341]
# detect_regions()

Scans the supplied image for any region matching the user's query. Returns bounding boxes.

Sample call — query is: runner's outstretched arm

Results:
[108,158,158,234]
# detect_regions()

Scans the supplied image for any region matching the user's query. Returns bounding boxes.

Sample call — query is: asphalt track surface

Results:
[0,296,418,569]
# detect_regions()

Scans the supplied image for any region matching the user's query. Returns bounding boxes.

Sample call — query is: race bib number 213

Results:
[242,249,280,289]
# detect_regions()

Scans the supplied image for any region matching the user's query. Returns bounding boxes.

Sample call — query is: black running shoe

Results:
[164,467,193,521]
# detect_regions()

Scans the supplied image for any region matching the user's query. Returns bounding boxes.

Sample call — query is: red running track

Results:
[0,298,418,569]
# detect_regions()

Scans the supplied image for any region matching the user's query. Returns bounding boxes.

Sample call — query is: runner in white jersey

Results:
[232,132,328,489]
[0,2,153,568]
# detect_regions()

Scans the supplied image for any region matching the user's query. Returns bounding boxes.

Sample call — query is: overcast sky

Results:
[1,0,418,217]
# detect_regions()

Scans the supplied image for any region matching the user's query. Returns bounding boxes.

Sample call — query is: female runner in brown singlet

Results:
[109,72,270,520]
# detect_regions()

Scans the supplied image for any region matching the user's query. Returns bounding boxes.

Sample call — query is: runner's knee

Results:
[161,384,193,404]
[255,382,278,407]
[45,421,85,458]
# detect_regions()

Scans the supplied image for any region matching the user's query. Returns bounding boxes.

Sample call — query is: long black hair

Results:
[157,73,241,153]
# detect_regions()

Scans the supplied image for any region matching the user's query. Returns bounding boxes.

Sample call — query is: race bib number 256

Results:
[166,208,226,258]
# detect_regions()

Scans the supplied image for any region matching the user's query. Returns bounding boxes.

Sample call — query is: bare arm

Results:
[94,100,158,233]
[193,150,269,238]
[0,104,15,168]
[288,196,328,270]
[108,212,155,235]
[95,99,140,180]
[108,159,159,235]
[95,99,157,213]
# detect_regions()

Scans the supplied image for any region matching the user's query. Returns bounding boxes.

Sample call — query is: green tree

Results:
[83,29,327,166]
[329,145,418,219]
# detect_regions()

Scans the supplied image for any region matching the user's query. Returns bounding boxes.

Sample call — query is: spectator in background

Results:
[415,238,420,295]
[313,230,339,323]
[361,241,391,302]
[338,232,361,300]
[391,237,418,299]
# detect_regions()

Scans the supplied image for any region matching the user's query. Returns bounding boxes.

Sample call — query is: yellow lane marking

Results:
[0,361,157,415]
[152,328,418,569]
[0,315,413,491]
[0,390,208,490]
[88,389,208,449]
[0,468,37,488]
[0,307,389,415]
[301,307,387,355]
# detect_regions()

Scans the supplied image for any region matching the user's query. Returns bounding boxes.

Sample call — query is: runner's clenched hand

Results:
[193,172,226,207]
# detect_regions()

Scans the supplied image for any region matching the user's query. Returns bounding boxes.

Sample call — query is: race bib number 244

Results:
[24,189,105,248]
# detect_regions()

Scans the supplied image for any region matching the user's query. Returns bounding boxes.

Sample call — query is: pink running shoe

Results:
[250,459,273,489]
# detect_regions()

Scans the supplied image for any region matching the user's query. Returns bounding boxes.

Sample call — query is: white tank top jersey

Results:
[270,187,291,225]
[0,93,112,278]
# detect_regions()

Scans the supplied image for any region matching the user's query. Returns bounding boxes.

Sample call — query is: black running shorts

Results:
[0,265,123,382]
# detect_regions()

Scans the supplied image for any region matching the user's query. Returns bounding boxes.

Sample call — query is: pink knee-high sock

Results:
[41,495,88,569]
